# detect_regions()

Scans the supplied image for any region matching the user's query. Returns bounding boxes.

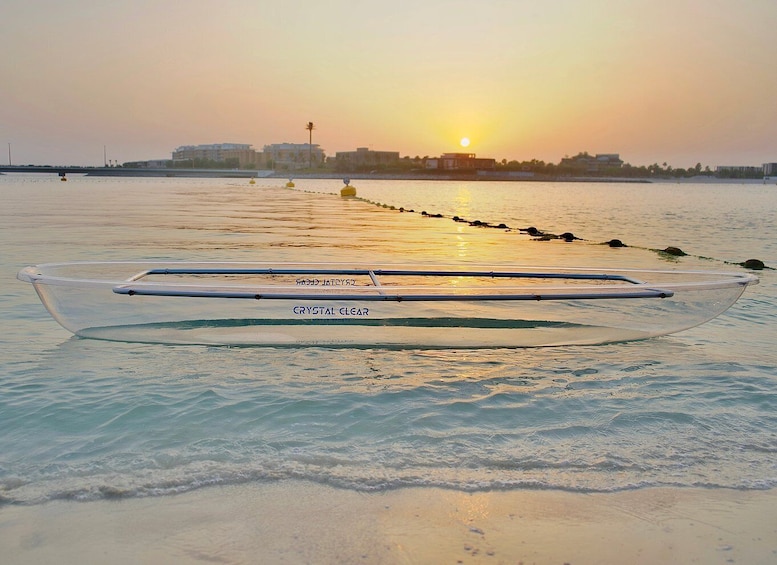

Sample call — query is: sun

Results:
[460,137,470,148]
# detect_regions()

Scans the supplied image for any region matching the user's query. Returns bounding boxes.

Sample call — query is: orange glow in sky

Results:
[1,1,776,167]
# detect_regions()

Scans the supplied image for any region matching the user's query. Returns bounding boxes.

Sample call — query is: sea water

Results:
[1,174,775,504]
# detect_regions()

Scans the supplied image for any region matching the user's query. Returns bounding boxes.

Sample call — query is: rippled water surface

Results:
[1,174,775,504]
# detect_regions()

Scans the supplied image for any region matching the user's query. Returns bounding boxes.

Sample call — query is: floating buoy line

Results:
[286,183,771,271]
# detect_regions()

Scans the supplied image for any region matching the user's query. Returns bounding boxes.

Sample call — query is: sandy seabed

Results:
[1,482,776,565]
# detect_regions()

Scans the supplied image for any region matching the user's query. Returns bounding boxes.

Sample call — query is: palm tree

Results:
[305,122,315,169]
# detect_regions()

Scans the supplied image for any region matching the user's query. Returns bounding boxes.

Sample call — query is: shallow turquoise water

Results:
[1,174,775,504]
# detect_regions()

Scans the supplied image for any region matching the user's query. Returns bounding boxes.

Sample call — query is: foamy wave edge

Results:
[3,470,776,506]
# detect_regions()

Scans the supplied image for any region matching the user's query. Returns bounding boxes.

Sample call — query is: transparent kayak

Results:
[18,262,758,347]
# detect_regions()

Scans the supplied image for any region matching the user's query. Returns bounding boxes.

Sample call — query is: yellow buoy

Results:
[249,178,255,185]
[340,177,356,197]
[286,179,295,188]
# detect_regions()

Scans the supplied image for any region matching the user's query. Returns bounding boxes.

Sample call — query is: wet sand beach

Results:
[2,482,776,564]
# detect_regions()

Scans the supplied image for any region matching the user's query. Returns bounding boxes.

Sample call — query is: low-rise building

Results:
[122,159,172,168]
[716,165,762,177]
[172,143,260,167]
[426,153,496,171]
[559,153,623,171]
[263,143,324,170]
[335,147,400,168]
[763,163,777,176]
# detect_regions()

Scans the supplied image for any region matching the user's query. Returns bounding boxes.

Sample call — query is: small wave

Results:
[5,459,777,507]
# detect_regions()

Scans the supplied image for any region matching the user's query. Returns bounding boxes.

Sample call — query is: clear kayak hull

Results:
[18,262,758,347]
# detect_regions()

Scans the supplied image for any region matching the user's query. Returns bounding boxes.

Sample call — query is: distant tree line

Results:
[170,158,241,169]
[494,157,716,179]
[327,152,736,179]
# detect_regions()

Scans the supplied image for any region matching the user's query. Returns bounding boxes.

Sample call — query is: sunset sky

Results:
[2,0,776,168]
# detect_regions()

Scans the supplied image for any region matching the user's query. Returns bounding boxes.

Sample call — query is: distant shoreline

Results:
[1,165,772,184]
[0,165,649,182]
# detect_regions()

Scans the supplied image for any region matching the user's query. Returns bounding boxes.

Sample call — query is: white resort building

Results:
[263,143,325,170]
[172,143,260,167]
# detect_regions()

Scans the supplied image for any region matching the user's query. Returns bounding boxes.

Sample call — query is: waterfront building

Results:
[716,165,763,176]
[122,159,173,168]
[425,153,496,171]
[763,163,777,176]
[335,147,400,168]
[559,153,624,171]
[263,143,325,170]
[172,143,260,167]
